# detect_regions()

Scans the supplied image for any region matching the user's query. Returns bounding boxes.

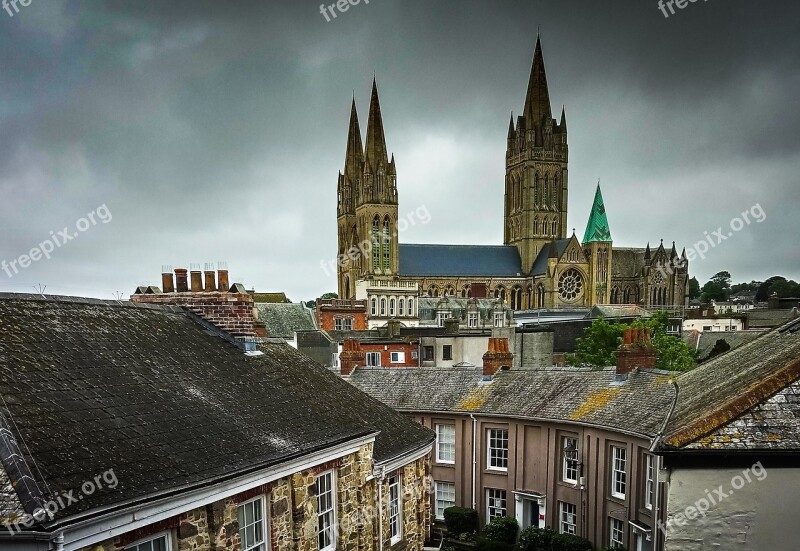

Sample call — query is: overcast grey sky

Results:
[0,0,798,301]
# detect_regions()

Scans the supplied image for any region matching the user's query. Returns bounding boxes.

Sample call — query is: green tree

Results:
[688,277,701,300]
[730,280,761,295]
[755,276,786,301]
[700,271,732,302]
[768,279,800,298]
[569,312,696,372]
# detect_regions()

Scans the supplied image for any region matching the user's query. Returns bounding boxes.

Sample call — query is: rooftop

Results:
[0,294,432,526]
[398,244,523,277]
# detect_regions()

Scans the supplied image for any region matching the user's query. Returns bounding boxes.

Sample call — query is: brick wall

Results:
[316,300,369,332]
[131,292,258,337]
[360,342,419,368]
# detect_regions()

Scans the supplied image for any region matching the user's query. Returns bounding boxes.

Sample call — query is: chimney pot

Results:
[483,337,513,377]
[616,327,656,376]
[190,269,202,292]
[162,271,175,294]
[204,270,216,292]
[175,268,189,293]
[339,338,365,376]
[217,270,230,292]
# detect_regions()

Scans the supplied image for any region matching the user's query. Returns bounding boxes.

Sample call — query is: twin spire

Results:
[343,77,393,180]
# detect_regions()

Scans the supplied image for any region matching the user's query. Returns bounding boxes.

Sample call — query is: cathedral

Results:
[335,36,689,312]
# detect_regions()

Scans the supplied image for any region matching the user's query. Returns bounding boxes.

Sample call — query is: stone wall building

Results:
[0,292,434,551]
[334,36,689,313]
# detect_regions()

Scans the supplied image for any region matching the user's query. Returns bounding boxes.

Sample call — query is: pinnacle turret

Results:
[523,35,553,133]
[344,96,364,183]
[364,77,389,173]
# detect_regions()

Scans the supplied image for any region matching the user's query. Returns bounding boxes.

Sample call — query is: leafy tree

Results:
[321,292,339,299]
[700,271,732,302]
[569,312,696,372]
[768,279,800,298]
[688,277,701,300]
[570,318,624,367]
[730,280,761,295]
[755,276,786,301]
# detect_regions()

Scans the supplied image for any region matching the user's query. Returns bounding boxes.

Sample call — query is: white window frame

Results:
[389,298,396,317]
[389,474,403,544]
[611,445,627,500]
[493,312,505,327]
[237,495,268,551]
[371,298,377,316]
[645,453,654,510]
[486,428,509,472]
[486,488,507,519]
[437,312,451,327]
[398,298,405,316]
[562,436,579,484]
[435,424,456,464]
[434,481,455,520]
[467,312,479,328]
[366,352,381,367]
[316,470,337,551]
[390,351,405,364]
[125,532,173,551]
[558,502,577,535]
[408,299,414,317]
[610,517,625,548]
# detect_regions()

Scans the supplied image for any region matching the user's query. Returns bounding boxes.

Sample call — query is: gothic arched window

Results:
[553,175,559,208]
[544,176,549,208]
[537,283,546,308]
[398,298,405,316]
[371,298,377,316]
[372,216,381,270]
[534,174,540,207]
[382,216,391,271]
[551,219,558,236]
[408,298,414,316]
[380,298,386,316]
[389,298,396,317]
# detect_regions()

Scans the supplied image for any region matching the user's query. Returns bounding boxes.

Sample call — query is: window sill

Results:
[610,493,626,503]
[435,461,456,467]
[485,467,509,475]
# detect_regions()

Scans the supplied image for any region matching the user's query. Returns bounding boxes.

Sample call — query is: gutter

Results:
[649,379,680,551]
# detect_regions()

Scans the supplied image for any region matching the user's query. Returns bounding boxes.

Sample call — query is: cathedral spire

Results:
[560,105,567,131]
[344,96,364,182]
[364,77,388,173]
[507,113,515,139]
[583,183,613,243]
[523,35,553,131]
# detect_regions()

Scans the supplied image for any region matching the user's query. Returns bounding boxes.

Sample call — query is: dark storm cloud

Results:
[0,0,798,299]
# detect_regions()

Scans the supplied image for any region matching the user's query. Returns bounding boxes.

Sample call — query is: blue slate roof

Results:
[530,239,571,276]
[398,244,523,277]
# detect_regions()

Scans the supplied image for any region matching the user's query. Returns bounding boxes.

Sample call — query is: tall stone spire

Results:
[523,35,553,132]
[364,77,388,173]
[344,96,364,182]
[583,183,613,243]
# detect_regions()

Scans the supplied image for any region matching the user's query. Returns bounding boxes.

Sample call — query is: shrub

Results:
[475,537,513,551]
[519,526,556,551]
[443,507,480,537]
[550,533,592,551]
[482,516,519,545]
[598,547,628,551]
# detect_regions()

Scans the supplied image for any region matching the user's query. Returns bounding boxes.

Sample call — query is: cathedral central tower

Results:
[504,36,569,274]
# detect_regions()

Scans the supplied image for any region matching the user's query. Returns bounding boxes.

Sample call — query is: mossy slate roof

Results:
[256,303,316,339]
[0,294,432,524]
[349,366,676,437]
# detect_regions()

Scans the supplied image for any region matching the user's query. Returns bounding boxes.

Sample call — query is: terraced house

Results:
[348,319,800,551]
[0,291,434,551]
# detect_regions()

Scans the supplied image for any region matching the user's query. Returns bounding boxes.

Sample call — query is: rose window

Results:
[558,269,584,302]
[653,271,664,284]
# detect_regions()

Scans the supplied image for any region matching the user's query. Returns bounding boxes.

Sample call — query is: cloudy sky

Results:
[0,0,798,301]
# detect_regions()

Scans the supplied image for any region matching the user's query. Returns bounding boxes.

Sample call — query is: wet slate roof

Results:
[399,244,523,277]
[662,317,800,450]
[0,294,432,525]
[255,303,316,339]
[681,330,765,362]
[349,366,676,437]
[530,239,571,276]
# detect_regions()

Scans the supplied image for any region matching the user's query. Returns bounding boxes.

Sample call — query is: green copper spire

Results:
[583,183,613,243]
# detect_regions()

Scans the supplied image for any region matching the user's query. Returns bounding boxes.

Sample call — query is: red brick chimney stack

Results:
[339,339,365,377]
[616,328,657,376]
[175,269,189,293]
[483,337,513,377]
[161,266,175,294]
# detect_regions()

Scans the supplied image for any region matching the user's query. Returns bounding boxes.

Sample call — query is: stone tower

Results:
[583,184,614,305]
[337,79,399,298]
[504,35,569,274]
